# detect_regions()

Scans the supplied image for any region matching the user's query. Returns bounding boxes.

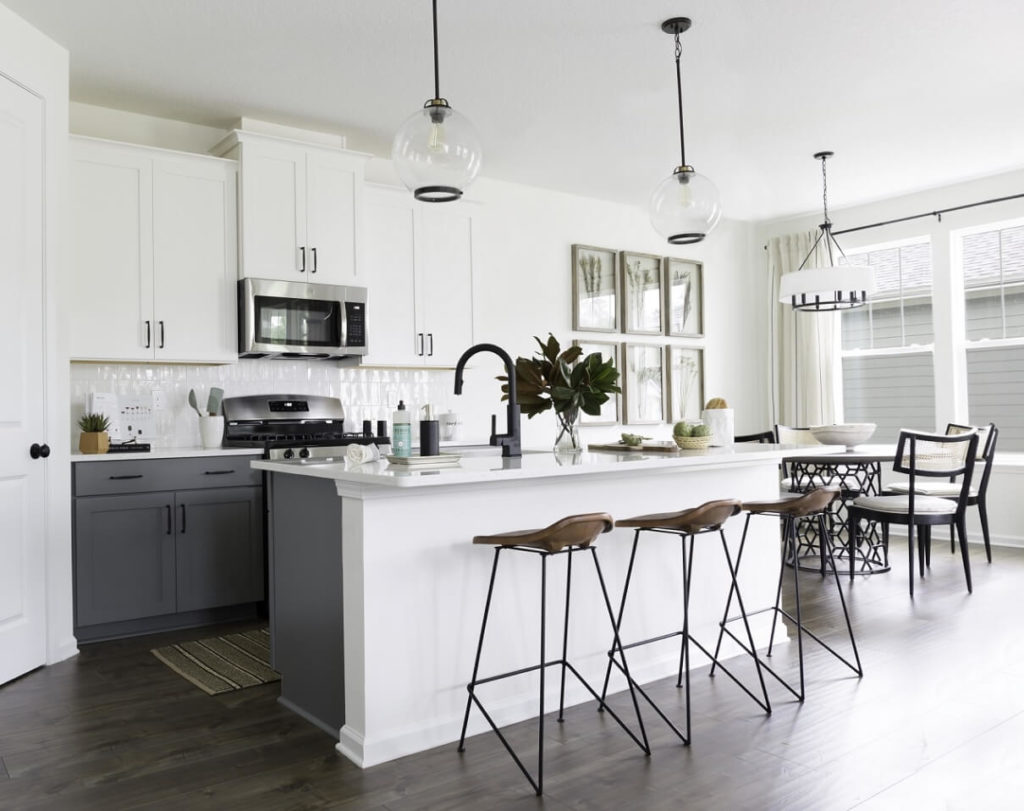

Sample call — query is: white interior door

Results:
[0,75,47,685]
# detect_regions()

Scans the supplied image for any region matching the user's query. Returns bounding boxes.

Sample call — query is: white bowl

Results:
[809,423,876,450]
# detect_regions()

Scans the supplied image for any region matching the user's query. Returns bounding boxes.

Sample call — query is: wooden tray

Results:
[588,441,679,453]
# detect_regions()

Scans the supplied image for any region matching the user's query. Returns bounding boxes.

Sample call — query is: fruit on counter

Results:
[620,432,650,446]
[673,421,711,438]
[704,397,728,409]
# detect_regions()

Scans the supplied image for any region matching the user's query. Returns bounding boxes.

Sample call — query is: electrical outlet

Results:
[151,389,166,411]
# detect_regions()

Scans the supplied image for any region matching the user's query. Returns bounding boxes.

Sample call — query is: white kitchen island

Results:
[254,443,831,768]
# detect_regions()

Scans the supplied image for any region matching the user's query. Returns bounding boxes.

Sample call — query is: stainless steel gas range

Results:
[220,394,390,459]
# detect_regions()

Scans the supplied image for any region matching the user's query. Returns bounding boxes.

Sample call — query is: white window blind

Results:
[962,224,1024,340]
[842,352,936,440]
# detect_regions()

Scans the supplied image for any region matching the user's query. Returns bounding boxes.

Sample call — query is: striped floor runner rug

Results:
[151,627,280,695]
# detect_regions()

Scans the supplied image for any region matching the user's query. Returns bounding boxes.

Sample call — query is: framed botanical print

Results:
[572,340,620,425]
[664,258,704,337]
[622,343,664,425]
[667,346,704,423]
[571,244,619,332]
[621,251,663,334]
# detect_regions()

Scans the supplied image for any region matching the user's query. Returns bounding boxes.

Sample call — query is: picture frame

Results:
[664,258,704,337]
[571,244,619,332]
[621,343,664,425]
[620,250,663,334]
[572,340,620,425]
[666,345,705,424]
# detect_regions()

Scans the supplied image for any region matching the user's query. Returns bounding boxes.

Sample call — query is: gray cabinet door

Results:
[74,493,177,626]
[175,486,264,612]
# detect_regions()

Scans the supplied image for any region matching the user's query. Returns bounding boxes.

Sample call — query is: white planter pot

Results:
[701,408,734,447]
[199,415,225,449]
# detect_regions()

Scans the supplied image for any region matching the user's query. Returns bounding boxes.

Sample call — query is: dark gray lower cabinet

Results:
[74,493,177,626]
[176,487,262,612]
[72,455,264,640]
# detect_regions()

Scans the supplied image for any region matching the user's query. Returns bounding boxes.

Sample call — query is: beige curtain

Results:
[768,232,843,428]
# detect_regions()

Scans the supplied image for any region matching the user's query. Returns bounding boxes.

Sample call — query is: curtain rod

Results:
[832,192,1024,236]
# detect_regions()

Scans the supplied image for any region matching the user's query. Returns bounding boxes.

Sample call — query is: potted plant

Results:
[499,334,620,453]
[78,412,111,454]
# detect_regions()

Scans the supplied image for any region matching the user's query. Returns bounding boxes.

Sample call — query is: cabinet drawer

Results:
[74,455,262,496]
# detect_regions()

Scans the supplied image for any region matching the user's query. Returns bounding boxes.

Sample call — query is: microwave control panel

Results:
[345,301,366,347]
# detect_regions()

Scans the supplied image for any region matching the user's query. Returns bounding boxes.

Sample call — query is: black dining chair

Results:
[848,429,980,596]
[734,430,775,444]
[884,423,998,563]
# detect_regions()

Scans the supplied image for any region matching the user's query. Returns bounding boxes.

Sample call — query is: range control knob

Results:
[299,447,310,459]
[283,448,294,459]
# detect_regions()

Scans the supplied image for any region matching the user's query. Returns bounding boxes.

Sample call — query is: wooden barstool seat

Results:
[709,487,862,703]
[459,512,649,796]
[600,498,771,746]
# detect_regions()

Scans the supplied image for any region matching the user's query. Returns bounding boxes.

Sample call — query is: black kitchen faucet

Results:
[453,344,522,458]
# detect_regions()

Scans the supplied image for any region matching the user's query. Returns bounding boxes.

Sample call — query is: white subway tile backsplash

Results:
[70,360,461,449]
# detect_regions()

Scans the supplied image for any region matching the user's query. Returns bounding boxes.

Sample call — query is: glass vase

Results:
[553,407,582,455]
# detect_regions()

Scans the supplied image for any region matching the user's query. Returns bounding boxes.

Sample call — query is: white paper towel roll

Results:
[346,443,381,464]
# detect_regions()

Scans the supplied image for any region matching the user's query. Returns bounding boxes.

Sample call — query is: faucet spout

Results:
[453,343,521,458]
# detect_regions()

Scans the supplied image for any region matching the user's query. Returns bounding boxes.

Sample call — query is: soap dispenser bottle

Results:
[392,400,412,458]
[419,404,439,457]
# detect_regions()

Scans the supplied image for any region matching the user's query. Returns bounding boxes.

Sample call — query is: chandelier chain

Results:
[821,153,830,225]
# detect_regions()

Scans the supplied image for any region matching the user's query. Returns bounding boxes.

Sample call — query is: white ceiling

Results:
[7,0,1024,222]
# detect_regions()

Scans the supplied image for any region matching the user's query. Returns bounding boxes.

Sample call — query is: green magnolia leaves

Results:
[498,334,621,419]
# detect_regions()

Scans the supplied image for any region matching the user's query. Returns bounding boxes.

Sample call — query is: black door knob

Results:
[30,443,50,459]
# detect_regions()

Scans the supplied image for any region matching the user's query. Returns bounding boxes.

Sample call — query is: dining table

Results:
[782,444,898,575]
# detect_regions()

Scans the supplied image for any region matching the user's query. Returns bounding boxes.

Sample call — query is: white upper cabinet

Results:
[221,131,367,286]
[69,137,238,363]
[362,185,475,367]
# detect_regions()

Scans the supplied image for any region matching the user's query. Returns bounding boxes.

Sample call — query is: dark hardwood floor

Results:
[3,540,1023,810]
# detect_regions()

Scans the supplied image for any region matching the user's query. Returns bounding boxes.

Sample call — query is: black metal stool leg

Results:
[710,514,752,676]
[537,554,547,795]
[820,513,863,676]
[459,547,502,751]
[789,516,806,701]
[558,548,573,722]
[766,516,790,657]
[679,532,692,741]
[600,530,640,705]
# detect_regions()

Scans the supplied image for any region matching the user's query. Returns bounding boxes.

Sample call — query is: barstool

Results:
[710,487,862,702]
[457,513,650,796]
[600,498,771,746]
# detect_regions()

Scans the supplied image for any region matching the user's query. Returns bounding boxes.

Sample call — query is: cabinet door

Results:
[153,156,238,363]
[420,206,475,366]
[175,487,263,612]
[238,140,306,280]
[69,139,154,360]
[362,188,422,365]
[74,493,176,626]
[305,148,361,286]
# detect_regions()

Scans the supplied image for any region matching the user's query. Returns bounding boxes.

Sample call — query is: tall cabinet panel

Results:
[305,148,361,286]
[69,136,238,363]
[70,145,153,361]
[362,184,476,367]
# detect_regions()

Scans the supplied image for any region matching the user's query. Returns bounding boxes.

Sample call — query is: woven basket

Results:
[674,434,713,451]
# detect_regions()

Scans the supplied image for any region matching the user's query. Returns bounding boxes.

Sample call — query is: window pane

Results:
[965,289,1004,340]
[842,353,935,439]
[842,306,870,351]
[903,298,934,344]
[1006,286,1024,339]
[900,243,933,294]
[870,301,903,348]
[1001,225,1024,283]
[963,230,1001,288]
[967,344,1024,451]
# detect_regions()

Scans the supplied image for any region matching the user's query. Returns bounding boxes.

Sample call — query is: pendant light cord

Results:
[820,154,831,226]
[674,32,687,167]
[432,0,441,99]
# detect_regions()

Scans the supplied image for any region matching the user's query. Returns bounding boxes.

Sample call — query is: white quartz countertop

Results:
[71,447,262,462]
[252,443,846,488]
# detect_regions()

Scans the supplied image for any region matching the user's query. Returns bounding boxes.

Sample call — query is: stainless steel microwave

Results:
[238,278,368,360]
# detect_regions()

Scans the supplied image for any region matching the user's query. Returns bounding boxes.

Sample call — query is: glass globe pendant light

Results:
[649,18,721,245]
[391,0,481,202]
